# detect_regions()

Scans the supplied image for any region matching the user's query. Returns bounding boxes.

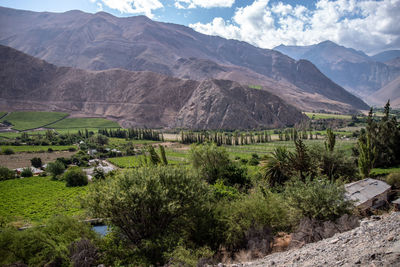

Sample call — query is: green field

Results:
[223,139,356,158]
[0,112,7,119]
[2,111,68,131]
[0,177,87,223]
[108,138,158,146]
[108,150,189,168]
[47,117,120,129]
[1,145,76,153]
[304,112,353,120]
[371,166,400,175]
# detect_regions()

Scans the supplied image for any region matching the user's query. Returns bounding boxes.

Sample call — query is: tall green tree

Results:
[291,139,311,181]
[159,145,168,165]
[324,128,336,152]
[358,133,376,178]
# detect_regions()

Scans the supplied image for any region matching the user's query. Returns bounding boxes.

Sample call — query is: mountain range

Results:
[0,45,309,129]
[0,6,369,117]
[274,41,400,107]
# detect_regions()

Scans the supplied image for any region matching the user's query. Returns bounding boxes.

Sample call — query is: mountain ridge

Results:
[0,45,307,129]
[274,41,400,102]
[0,6,369,113]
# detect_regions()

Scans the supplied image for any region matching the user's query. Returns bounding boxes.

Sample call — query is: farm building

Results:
[393,198,400,211]
[345,178,391,210]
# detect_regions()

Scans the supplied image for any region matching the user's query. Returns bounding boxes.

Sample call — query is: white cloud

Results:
[190,0,400,54]
[174,0,235,9]
[97,0,163,18]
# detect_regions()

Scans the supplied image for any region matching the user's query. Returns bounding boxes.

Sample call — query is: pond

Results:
[92,225,108,236]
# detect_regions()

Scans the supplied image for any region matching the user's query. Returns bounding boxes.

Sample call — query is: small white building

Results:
[345,178,391,210]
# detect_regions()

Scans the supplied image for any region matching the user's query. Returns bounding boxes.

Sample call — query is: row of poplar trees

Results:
[180,131,272,145]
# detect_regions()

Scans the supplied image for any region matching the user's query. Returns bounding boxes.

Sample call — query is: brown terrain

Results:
[367,75,400,108]
[275,41,400,103]
[0,45,306,129]
[0,151,76,169]
[0,7,368,113]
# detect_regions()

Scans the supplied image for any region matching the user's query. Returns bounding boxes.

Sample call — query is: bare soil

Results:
[0,151,77,169]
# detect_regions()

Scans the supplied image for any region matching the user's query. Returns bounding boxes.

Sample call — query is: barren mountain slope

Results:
[0,7,368,112]
[275,41,400,100]
[0,45,306,129]
[367,76,400,108]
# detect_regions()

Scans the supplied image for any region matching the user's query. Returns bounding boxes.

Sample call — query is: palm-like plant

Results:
[262,147,292,187]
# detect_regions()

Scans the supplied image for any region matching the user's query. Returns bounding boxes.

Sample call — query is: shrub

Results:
[284,177,353,221]
[0,166,15,181]
[30,157,42,168]
[46,160,65,179]
[189,143,249,187]
[218,189,293,253]
[64,167,88,187]
[47,147,54,153]
[21,167,33,177]
[2,148,14,155]
[386,173,400,189]
[93,167,106,180]
[85,166,212,264]
[0,216,97,266]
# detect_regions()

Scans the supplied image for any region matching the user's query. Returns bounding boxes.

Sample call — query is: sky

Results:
[1,0,399,55]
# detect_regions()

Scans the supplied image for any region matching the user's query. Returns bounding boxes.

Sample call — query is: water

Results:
[92,225,108,236]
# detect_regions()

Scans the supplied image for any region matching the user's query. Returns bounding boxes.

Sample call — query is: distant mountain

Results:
[274,41,400,100]
[367,76,400,108]
[0,45,308,129]
[385,57,400,68]
[0,7,368,113]
[371,50,400,63]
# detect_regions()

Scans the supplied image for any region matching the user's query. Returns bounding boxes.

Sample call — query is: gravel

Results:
[230,212,400,267]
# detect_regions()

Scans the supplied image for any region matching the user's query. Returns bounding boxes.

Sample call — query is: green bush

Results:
[46,160,65,179]
[2,148,14,155]
[218,189,293,251]
[64,167,88,187]
[0,216,98,266]
[165,245,213,267]
[386,173,400,189]
[189,143,249,187]
[30,157,42,168]
[284,177,353,221]
[0,166,15,181]
[85,166,213,264]
[21,167,33,177]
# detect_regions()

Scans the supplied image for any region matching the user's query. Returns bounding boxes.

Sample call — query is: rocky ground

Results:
[234,212,400,267]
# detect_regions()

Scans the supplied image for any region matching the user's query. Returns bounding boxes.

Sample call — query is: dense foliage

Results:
[0,166,15,181]
[0,216,98,266]
[64,167,88,187]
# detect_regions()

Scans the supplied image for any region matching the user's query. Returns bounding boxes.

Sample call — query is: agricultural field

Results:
[0,151,77,169]
[371,166,400,176]
[0,112,7,119]
[108,138,357,168]
[304,112,353,120]
[1,145,76,153]
[0,130,49,139]
[1,111,68,131]
[0,177,87,223]
[108,149,189,168]
[47,117,120,129]
[108,137,158,146]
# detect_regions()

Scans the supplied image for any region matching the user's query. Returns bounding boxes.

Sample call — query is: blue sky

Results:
[1,0,399,54]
